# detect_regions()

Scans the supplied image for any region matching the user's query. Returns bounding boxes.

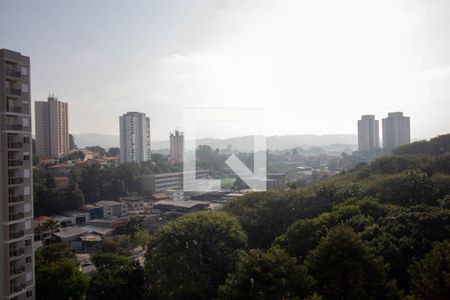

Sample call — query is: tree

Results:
[145,211,247,299]
[35,242,75,264]
[219,246,315,299]
[305,225,398,300]
[36,259,89,300]
[86,260,146,300]
[133,230,151,251]
[69,133,77,150]
[107,147,120,156]
[35,243,89,300]
[408,240,450,300]
[91,253,131,271]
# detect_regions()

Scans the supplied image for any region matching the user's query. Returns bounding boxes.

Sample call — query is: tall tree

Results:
[219,246,315,299]
[409,240,450,300]
[145,211,247,300]
[305,225,398,300]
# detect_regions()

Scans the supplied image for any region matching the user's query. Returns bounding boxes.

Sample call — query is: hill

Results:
[74,133,357,152]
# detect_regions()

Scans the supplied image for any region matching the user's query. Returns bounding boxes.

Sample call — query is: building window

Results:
[26,256,32,263]
[21,83,29,93]
[25,239,31,246]
[26,289,33,297]
[21,66,28,76]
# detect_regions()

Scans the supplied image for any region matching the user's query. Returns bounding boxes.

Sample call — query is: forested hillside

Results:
[222,134,450,299]
[38,135,450,299]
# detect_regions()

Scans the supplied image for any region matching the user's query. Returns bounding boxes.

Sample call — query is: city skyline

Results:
[1,0,450,140]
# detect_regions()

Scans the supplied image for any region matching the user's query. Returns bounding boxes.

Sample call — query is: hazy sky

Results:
[1,0,449,140]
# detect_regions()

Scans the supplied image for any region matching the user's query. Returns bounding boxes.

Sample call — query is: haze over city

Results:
[1,0,450,140]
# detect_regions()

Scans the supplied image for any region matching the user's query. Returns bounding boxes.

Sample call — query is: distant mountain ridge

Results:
[74,133,357,152]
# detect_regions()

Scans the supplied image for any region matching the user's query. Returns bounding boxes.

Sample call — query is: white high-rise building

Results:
[382,112,410,152]
[119,112,151,163]
[35,96,69,158]
[1,48,35,300]
[169,129,184,162]
[357,115,379,153]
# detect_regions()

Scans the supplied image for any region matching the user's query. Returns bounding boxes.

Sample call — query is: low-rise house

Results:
[63,210,90,225]
[53,225,113,251]
[95,201,128,219]
[81,204,104,220]
[120,196,148,214]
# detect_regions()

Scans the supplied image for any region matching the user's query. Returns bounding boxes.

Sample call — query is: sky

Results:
[1,0,449,140]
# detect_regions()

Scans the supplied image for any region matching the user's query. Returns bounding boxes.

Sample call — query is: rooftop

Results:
[154,200,209,209]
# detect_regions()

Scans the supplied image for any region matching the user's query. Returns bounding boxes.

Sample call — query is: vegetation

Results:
[35,243,89,300]
[145,211,247,299]
[35,134,450,299]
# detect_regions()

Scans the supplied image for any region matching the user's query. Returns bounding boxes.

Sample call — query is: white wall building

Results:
[357,115,380,153]
[119,112,151,163]
[169,129,184,162]
[35,96,69,158]
[382,112,410,152]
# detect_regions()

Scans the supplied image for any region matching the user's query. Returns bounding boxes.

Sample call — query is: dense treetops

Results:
[36,134,450,299]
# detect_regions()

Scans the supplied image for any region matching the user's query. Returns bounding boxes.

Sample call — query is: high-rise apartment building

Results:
[0,49,35,300]
[357,115,380,153]
[119,112,151,163]
[382,112,411,152]
[35,96,69,157]
[169,129,184,162]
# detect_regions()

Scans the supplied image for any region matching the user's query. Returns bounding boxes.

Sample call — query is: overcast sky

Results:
[1,0,449,140]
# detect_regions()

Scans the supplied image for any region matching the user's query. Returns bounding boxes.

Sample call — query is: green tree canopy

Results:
[219,246,315,299]
[305,225,398,300]
[408,240,450,300]
[145,211,247,300]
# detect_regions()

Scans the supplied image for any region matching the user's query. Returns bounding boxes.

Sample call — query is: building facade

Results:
[382,112,410,152]
[141,170,209,193]
[169,129,184,162]
[357,115,380,153]
[0,49,35,300]
[119,112,151,163]
[35,96,69,157]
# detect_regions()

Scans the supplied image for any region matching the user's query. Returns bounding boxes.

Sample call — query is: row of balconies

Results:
[7,142,23,149]
[10,247,25,258]
[6,105,29,115]
[6,69,22,78]
[6,124,30,131]
[9,230,25,240]
[9,212,24,222]
[10,265,25,276]
[8,159,23,167]
[8,88,22,96]
[10,283,25,294]
[9,195,24,203]
[8,177,23,185]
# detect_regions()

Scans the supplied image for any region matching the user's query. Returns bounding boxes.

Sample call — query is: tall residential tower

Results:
[382,112,411,152]
[119,112,151,163]
[35,96,69,157]
[169,129,184,162]
[0,49,35,300]
[357,115,380,153]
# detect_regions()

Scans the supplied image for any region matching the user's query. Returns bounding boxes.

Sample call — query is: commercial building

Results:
[169,129,184,162]
[0,48,35,299]
[95,201,128,219]
[35,95,69,157]
[382,112,411,152]
[119,112,151,163]
[358,115,380,153]
[141,170,209,193]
